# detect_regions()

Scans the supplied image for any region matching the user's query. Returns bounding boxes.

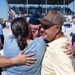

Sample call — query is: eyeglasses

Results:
[30,28,40,33]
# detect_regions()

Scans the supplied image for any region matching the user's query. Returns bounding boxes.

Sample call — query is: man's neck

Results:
[55,32,65,40]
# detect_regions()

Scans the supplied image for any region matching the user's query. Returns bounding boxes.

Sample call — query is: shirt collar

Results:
[47,37,68,48]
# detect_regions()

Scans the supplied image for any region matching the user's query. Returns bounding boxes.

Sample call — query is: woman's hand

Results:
[62,43,74,57]
[12,49,37,66]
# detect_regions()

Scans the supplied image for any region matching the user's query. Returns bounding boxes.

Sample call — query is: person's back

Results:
[4,35,45,75]
[3,17,46,75]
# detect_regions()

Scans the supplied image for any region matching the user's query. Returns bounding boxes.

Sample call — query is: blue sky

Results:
[0,0,8,18]
[0,0,75,18]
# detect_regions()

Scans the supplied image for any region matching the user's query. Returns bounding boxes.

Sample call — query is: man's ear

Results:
[55,25,61,34]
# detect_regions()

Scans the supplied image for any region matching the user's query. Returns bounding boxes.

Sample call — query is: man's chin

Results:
[43,39,49,43]
[42,36,47,40]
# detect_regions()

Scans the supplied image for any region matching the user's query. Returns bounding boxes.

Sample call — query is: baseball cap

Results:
[29,12,43,25]
[37,10,66,26]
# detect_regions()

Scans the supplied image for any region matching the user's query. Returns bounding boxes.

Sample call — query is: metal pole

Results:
[74,0,75,13]
[27,0,28,15]
[45,0,47,13]
[23,0,26,14]
[42,0,43,13]
[73,0,74,12]
[63,0,65,15]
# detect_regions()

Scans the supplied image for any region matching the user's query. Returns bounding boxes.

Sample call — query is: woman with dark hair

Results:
[3,17,46,75]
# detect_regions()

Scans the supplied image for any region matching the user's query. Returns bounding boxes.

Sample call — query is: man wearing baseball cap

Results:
[28,12,74,59]
[29,12,44,39]
[37,10,75,75]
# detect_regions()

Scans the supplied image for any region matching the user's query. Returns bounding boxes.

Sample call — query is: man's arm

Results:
[0,50,36,67]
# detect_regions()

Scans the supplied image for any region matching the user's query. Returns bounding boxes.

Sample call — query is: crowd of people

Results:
[0,10,75,75]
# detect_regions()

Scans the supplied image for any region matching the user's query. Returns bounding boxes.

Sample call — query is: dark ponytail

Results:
[17,35,27,50]
[11,17,29,50]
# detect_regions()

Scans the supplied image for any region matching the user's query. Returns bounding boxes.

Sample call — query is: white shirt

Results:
[71,22,75,34]
[62,25,66,33]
